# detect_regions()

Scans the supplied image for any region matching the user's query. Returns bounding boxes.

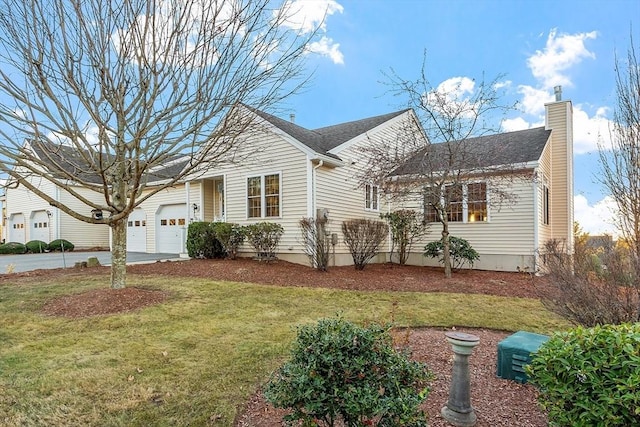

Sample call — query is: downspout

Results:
[184,181,190,256]
[533,169,539,273]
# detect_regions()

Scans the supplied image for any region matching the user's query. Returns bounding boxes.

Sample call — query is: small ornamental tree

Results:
[264,317,433,427]
[341,219,388,270]
[299,216,331,271]
[424,236,479,270]
[246,222,284,261]
[527,323,640,426]
[381,209,427,265]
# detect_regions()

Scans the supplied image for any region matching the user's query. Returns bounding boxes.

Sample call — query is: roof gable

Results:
[247,106,410,158]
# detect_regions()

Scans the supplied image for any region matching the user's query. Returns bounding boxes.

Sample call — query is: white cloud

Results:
[573,105,612,154]
[574,194,620,237]
[279,0,344,64]
[280,0,343,33]
[516,85,554,116]
[502,116,534,132]
[527,29,597,89]
[425,77,480,118]
[306,36,344,64]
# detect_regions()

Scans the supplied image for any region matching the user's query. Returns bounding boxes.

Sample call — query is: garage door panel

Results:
[127,209,147,252]
[156,204,186,253]
[30,210,50,242]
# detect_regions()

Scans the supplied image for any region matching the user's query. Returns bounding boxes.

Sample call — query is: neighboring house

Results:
[390,94,574,272]
[2,97,573,273]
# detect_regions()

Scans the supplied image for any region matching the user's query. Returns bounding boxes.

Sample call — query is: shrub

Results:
[527,323,640,427]
[245,222,283,261]
[299,216,330,271]
[341,218,387,270]
[186,222,226,259]
[26,240,49,253]
[423,236,479,270]
[0,242,27,254]
[539,237,640,326]
[264,317,432,427]
[211,222,246,260]
[381,209,427,265]
[48,239,74,252]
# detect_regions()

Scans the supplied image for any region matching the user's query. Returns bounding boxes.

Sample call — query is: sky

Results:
[280,0,639,237]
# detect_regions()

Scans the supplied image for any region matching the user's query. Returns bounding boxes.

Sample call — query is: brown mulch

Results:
[4,258,549,426]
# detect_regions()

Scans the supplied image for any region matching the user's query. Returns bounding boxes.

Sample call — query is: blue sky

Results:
[281,0,639,236]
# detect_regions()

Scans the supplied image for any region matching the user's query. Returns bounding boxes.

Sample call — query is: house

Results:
[390,92,574,272]
[2,96,573,273]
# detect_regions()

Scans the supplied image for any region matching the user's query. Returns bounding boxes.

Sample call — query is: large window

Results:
[365,184,379,211]
[467,182,487,222]
[423,182,489,223]
[247,173,281,218]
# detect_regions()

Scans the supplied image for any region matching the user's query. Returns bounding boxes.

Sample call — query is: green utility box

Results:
[497,331,549,384]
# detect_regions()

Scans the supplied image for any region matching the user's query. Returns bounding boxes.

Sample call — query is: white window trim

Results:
[246,172,282,219]
[364,183,380,212]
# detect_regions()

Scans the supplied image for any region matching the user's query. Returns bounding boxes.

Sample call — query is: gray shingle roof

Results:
[29,140,186,185]
[249,107,410,158]
[392,126,551,176]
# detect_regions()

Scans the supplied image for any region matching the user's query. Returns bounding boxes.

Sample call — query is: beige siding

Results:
[546,100,574,249]
[4,173,109,248]
[537,139,554,246]
[397,177,538,271]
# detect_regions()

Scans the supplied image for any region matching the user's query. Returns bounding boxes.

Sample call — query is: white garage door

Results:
[156,204,186,253]
[127,209,147,252]
[30,210,50,242]
[9,213,26,243]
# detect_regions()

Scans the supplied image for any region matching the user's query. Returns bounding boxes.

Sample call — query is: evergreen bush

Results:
[26,240,49,253]
[527,323,640,426]
[186,222,226,259]
[211,222,246,259]
[48,239,74,252]
[264,317,433,426]
[0,242,27,254]
[423,236,479,270]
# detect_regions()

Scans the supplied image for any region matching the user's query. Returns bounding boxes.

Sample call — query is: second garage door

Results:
[155,204,186,253]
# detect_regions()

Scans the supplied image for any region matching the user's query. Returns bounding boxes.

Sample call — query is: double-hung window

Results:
[247,173,281,218]
[365,184,379,211]
[423,182,489,223]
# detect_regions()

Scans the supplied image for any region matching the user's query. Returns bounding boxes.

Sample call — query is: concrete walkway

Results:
[0,251,181,274]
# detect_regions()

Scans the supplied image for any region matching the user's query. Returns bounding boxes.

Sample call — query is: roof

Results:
[29,140,185,185]
[392,126,551,176]
[248,107,410,158]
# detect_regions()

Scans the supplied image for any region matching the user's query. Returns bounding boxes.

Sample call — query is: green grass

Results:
[0,274,570,426]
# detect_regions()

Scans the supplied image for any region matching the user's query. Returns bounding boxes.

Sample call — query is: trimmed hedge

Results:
[0,242,27,254]
[48,239,75,252]
[186,222,226,259]
[527,323,640,426]
[26,240,49,253]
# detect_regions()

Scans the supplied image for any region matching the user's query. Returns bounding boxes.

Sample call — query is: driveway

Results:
[0,251,181,274]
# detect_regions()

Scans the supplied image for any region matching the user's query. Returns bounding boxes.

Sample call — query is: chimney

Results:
[289,113,295,123]
[554,85,562,101]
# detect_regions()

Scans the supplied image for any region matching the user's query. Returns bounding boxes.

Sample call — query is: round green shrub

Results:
[424,236,480,270]
[48,239,75,252]
[26,240,49,253]
[527,323,640,426]
[264,317,433,426]
[0,242,27,254]
[186,222,226,259]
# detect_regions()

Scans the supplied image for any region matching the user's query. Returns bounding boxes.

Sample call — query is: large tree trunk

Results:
[110,218,127,289]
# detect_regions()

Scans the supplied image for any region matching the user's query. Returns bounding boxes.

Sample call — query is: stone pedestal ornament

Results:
[441,331,480,427]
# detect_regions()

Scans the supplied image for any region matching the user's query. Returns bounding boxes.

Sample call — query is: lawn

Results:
[0,274,570,426]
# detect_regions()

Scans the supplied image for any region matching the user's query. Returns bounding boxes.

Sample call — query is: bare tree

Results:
[598,35,640,274]
[0,0,317,288]
[369,53,517,278]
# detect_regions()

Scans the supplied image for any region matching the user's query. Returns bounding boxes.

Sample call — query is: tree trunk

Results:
[442,221,452,279]
[110,217,127,289]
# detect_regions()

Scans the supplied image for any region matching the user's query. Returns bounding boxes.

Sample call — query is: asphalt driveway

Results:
[0,251,181,274]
